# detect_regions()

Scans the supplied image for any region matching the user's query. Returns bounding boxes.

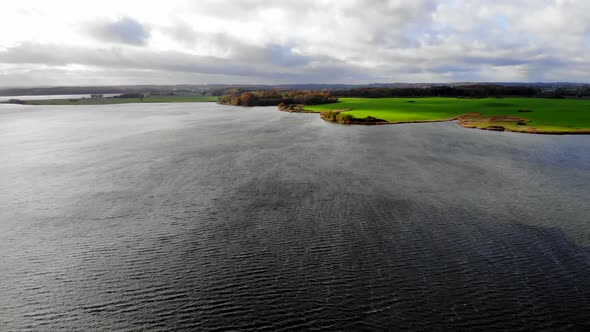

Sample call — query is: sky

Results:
[0,0,588,86]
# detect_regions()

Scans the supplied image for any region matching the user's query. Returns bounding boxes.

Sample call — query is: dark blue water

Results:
[1,103,589,331]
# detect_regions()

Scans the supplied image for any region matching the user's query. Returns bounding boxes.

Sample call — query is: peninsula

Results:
[217,85,590,135]
[307,97,590,134]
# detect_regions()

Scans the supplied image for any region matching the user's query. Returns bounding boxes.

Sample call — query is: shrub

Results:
[336,113,354,122]
[7,99,26,104]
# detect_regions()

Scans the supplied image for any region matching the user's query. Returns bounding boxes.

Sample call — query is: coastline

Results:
[2,96,217,105]
[301,108,590,135]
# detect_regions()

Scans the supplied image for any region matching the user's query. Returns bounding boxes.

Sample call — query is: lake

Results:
[1,103,589,330]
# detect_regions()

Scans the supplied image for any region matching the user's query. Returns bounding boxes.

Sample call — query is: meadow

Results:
[307,97,590,133]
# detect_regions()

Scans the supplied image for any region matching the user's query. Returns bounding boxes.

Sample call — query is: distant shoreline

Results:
[5,94,589,135]
[1,95,217,105]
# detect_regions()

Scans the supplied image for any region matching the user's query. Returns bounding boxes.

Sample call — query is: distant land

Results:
[1,82,588,97]
[3,82,589,135]
[15,95,217,105]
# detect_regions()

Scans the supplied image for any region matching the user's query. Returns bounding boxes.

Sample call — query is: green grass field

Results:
[19,95,217,105]
[307,97,590,133]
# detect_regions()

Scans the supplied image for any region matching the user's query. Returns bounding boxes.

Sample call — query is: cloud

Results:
[0,0,588,85]
[268,44,310,67]
[0,42,368,85]
[87,16,150,46]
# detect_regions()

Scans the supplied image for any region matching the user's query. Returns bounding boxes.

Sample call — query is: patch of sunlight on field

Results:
[307,97,590,131]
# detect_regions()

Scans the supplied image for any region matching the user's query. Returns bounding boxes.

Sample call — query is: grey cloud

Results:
[269,44,310,67]
[0,43,253,75]
[0,42,363,83]
[342,0,436,24]
[1,0,589,85]
[164,22,199,47]
[187,0,318,19]
[162,25,272,63]
[162,24,310,67]
[458,55,569,69]
[430,65,474,74]
[88,17,150,46]
[462,56,525,67]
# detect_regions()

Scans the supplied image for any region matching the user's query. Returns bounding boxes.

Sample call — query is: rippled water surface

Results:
[1,103,589,331]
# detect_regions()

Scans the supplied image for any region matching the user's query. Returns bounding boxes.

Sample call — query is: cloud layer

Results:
[0,0,587,86]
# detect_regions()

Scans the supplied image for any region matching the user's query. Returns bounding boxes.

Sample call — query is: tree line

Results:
[217,90,338,107]
[216,84,590,108]
[332,85,539,98]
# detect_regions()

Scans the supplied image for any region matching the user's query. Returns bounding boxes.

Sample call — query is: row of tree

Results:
[217,90,337,107]
[545,87,590,98]
[114,93,145,99]
[217,84,590,107]
[332,85,539,98]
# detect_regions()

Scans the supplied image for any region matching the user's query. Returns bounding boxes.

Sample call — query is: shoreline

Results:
[307,108,590,135]
[2,96,217,106]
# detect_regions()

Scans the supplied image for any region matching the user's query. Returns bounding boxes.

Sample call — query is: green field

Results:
[307,97,590,133]
[16,95,217,105]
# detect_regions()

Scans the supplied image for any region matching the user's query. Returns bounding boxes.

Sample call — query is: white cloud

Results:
[0,0,587,86]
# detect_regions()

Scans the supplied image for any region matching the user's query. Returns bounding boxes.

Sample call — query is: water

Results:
[1,103,589,331]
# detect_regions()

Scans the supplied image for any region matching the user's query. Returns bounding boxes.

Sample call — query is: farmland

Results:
[306,97,590,134]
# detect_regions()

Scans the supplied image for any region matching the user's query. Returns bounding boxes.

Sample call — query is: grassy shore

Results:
[11,95,217,105]
[306,97,590,134]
